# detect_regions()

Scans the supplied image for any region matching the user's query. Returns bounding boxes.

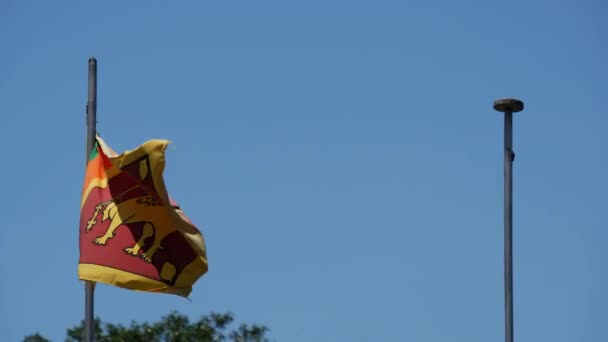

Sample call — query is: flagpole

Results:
[493,98,524,342]
[85,57,97,342]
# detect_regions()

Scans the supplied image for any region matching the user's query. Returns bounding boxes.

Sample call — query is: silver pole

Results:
[493,98,524,342]
[504,110,514,342]
[85,57,97,342]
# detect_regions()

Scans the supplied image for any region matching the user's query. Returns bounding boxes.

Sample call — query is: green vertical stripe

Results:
[88,142,99,161]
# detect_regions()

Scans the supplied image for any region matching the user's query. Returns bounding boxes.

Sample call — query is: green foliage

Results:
[25,312,269,342]
[22,333,51,342]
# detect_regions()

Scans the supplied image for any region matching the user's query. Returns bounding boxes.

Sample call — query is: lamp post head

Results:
[493,98,524,113]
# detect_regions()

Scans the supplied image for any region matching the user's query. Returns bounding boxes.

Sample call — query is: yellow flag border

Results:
[79,264,192,297]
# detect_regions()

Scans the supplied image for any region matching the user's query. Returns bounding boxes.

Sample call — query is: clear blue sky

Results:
[1,1,606,341]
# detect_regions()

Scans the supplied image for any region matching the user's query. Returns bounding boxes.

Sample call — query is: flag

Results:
[79,135,208,297]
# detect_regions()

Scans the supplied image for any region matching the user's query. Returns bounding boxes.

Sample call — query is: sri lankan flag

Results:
[79,135,208,297]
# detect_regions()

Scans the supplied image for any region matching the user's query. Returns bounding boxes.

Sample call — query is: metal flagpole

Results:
[85,57,98,342]
[493,98,524,342]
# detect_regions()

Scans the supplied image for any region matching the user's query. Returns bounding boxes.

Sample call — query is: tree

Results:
[22,334,51,342]
[24,311,270,342]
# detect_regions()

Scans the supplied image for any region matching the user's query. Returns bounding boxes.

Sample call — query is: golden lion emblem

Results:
[85,195,173,263]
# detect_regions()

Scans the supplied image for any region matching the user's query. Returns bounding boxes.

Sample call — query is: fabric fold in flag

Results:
[79,135,208,297]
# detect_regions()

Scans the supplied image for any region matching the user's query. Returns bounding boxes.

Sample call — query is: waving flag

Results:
[79,136,208,297]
